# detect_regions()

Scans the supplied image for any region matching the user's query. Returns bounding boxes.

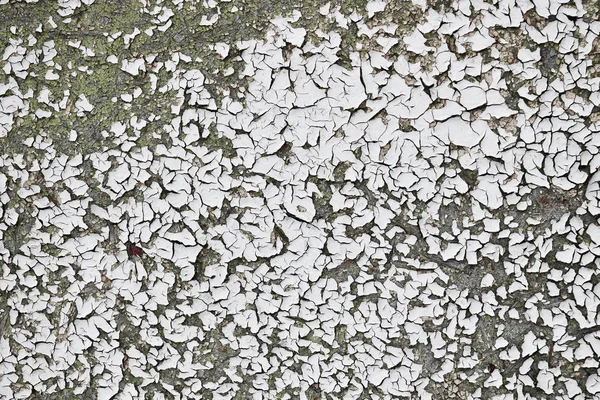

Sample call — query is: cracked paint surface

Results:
[1,0,600,399]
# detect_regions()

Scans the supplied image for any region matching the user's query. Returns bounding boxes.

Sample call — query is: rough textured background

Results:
[1,0,600,399]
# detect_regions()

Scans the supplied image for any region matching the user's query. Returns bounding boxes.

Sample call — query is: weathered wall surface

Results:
[1,0,600,399]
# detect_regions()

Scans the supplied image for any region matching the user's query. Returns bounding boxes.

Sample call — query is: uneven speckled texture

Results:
[1,0,600,399]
